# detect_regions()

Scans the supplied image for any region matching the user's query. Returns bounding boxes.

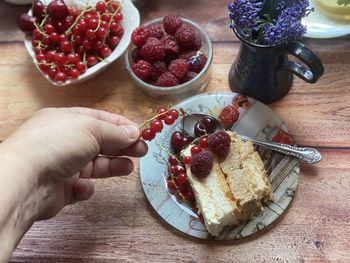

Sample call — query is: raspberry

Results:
[188,53,207,73]
[131,60,152,81]
[182,71,197,82]
[218,105,239,129]
[175,25,197,50]
[190,152,213,178]
[151,61,167,80]
[179,50,197,61]
[168,59,189,80]
[147,24,164,39]
[131,48,141,63]
[131,26,150,47]
[140,37,165,62]
[163,15,183,34]
[162,34,180,57]
[156,71,179,87]
[208,131,231,159]
[193,33,202,50]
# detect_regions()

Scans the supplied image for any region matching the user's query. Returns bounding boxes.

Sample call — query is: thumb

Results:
[94,120,141,156]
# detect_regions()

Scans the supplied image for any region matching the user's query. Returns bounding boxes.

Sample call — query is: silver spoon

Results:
[182,113,322,164]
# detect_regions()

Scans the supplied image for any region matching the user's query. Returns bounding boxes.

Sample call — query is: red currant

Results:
[55,52,67,65]
[87,55,98,67]
[170,165,185,176]
[86,29,96,40]
[60,40,72,53]
[39,62,50,73]
[183,156,191,165]
[35,53,46,61]
[67,53,79,64]
[49,32,60,43]
[76,61,86,73]
[59,34,68,42]
[185,190,195,203]
[164,115,175,125]
[96,1,106,12]
[141,128,156,141]
[100,20,108,28]
[83,39,93,50]
[100,47,111,58]
[114,13,123,21]
[169,109,179,119]
[87,18,98,30]
[96,27,107,39]
[191,146,202,155]
[176,173,188,188]
[70,68,79,79]
[69,7,78,17]
[168,155,178,166]
[46,50,56,62]
[44,23,55,34]
[48,67,58,80]
[157,107,167,120]
[94,41,104,52]
[109,36,120,49]
[54,71,67,82]
[199,137,208,148]
[167,179,177,193]
[150,119,163,133]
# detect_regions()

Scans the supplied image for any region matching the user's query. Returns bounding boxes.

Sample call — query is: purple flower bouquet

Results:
[227,0,324,103]
[228,0,314,45]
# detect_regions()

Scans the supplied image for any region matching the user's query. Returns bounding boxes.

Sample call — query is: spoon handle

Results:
[239,135,322,164]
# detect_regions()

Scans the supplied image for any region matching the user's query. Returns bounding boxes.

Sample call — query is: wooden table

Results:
[1,0,350,262]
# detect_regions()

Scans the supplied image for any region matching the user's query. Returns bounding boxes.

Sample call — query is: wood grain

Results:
[11,149,350,263]
[1,0,350,262]
[0,41,349,147]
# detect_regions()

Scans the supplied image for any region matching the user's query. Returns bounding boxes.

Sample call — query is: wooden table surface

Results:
[1,0,350,262]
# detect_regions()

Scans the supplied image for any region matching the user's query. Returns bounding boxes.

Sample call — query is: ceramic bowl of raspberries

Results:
[18,0,140,86]
[125,15,213,98]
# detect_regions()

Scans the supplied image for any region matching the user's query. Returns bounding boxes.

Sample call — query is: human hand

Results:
[0,107,147,220]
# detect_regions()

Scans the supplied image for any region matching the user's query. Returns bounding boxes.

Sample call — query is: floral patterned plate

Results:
[139,92,300,240]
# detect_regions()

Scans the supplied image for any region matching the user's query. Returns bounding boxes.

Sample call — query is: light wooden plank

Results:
[11,149,350,262]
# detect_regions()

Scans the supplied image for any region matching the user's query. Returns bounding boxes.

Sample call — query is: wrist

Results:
[0,145,40,261]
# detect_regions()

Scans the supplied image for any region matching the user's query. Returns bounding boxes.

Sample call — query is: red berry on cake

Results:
[208,131,231,159]
[190,152,213,178]
[218,105,240,129]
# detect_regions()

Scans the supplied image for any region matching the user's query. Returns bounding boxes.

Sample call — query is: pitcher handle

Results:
[280,42,324,83]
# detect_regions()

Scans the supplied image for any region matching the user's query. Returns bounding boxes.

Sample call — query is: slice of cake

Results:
[228,131,273,202]
[182,130,273,236]
[183,147,241,237]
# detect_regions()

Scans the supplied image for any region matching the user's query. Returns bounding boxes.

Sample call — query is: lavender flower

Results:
[227,0,313,45]
[264,1,312,45]
[228,0,262,33]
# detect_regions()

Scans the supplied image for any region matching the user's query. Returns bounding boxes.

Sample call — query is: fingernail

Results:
[124,125,140,140]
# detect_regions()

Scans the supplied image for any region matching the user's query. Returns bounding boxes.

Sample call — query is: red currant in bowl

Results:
[22,0,140,86]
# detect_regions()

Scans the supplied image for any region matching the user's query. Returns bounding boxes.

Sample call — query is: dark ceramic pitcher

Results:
[228,29,324,104]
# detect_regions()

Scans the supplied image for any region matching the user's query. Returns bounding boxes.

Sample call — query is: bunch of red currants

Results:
[18,0,124,84]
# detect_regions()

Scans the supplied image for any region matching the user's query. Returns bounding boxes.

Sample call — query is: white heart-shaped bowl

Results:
[24,0,140,86]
